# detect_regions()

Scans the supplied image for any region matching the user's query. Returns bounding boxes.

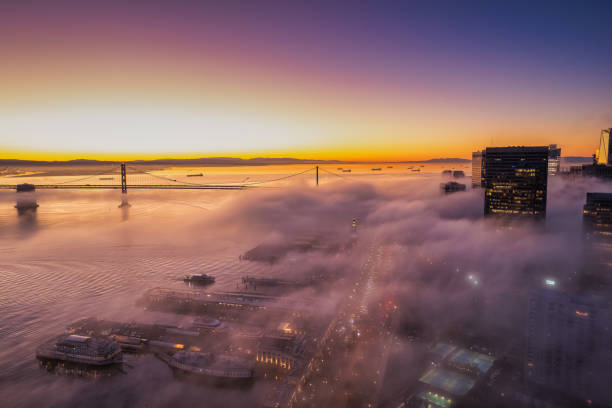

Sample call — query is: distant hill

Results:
[0,157,470,166]
[400,158,471,164]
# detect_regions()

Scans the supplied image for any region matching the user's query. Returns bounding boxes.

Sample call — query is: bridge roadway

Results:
[0,184,247,190]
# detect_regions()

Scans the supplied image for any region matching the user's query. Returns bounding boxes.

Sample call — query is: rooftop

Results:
[430,343,457,360]
[416,390,453,408]
[447,349,495,375]
[419,366,476,396]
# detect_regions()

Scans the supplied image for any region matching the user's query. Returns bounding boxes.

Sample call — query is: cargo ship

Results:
[184,273,215,285]
[159,350,253,383]
[186,173,203,177]
[36,334,122,366]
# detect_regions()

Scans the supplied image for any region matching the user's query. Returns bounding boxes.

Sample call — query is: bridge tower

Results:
[121,163,127,194]
[119,163,131,208]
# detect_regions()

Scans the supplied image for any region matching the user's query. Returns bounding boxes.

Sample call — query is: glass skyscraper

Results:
[483,146,548,218]
[471,150,485,187]
[597,129,611,166]
[548,144,561,176]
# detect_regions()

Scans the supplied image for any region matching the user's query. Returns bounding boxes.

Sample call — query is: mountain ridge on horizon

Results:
[0,157,475,166]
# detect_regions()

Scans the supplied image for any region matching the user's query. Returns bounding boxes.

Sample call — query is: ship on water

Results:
[36,334,122,366]
[371,167,382,171]
[159,350,253,383]
[184,273,216,285]
[186,173,203,177]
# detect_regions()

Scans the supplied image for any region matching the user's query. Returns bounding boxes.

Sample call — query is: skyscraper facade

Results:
[583,192,612,241]
[583,192,612,275]
[548,144,561,176]
[471,150,485,187]
[597,128,611,166]
[483,146,548,218]
[526,288,612,405]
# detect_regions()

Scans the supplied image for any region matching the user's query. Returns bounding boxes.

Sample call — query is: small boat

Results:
[184,274,216,285]
[337,167,343,170]
[412,169,421,172]
[342,169,351,173]
[387,166,393,168]
[36,335,122,366]
[187,173,203,177]
[371,168,382,171]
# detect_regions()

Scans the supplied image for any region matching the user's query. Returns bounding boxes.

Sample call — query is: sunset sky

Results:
[1,0,611,161]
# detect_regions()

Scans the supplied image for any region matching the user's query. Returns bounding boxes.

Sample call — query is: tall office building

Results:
[483,146,548,218]
[548,144,561,175]
[583,193,612,275]
[596,128,611,166]
[584,192,612,241]
[526,288,612,405]
[471,150,485,187]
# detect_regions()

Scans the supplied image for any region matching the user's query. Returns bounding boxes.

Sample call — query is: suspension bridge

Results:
[0,163,351,192]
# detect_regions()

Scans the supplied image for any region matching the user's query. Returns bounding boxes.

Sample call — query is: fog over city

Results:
[1,171,609,407]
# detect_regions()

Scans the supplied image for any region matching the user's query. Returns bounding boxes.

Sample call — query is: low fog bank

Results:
[1,174,610,407]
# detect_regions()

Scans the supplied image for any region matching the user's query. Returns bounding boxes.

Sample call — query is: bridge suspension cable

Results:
[130,164,317,187]
[54,167,119,185]
[318,167,352,180]
[241,167,316,185]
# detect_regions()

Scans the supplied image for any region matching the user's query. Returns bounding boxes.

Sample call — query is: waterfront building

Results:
[471,150,485,187]
[483,146,548,218]
[548,144,561,175]
[256,333,306,373]
[596,128,612,165]
[525,288,612,405]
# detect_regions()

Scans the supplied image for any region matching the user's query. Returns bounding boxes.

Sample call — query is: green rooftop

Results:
[419,367,476,396]
[447,349,494,375]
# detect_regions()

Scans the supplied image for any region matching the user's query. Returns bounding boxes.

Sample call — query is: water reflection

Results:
[119,195,131,221]
[16,195,39,237]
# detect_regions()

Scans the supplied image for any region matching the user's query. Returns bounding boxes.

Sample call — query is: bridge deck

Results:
[0,184,247,190]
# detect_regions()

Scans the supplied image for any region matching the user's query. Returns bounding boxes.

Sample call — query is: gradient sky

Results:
[1,0,611,161]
